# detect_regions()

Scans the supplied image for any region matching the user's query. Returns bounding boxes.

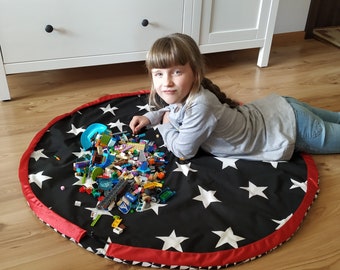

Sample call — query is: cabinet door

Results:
[198,0,273,52]
[0,0,184,63]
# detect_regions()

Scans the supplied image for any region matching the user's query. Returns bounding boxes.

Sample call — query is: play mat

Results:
[19,91,319,269]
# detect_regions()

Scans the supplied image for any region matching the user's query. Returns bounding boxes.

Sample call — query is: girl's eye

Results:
[174,70,182,75]
[153,72,163,77]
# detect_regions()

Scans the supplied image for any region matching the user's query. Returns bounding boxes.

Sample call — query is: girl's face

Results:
[151,63,195,105]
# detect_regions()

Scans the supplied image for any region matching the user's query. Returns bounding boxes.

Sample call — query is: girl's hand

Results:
[129,115,151,134]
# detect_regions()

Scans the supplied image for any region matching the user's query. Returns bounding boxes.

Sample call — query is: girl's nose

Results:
[163,74,174,86]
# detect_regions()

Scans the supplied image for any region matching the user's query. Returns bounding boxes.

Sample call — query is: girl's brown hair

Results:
[146,33,239,109]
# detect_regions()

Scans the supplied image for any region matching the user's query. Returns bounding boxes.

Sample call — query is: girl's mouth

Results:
[162,89,176,93]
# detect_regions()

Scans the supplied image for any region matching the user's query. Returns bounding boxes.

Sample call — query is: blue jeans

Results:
[285,97,340,154]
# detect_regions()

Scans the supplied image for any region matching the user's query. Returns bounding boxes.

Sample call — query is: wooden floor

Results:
[0,32,339,270]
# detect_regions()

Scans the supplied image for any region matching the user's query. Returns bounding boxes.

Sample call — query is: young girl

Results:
[129,33,340,161]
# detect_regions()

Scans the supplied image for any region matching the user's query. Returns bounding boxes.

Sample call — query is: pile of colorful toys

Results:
[73,123,175,222]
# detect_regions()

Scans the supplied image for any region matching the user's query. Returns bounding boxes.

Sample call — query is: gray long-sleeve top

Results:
[144,88,296,161]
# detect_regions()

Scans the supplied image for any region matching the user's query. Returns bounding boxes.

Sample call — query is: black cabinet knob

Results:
[141,19,149,27]
[45,25,54,33]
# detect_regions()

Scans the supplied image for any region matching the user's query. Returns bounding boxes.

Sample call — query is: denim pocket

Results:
[291,105,324,153]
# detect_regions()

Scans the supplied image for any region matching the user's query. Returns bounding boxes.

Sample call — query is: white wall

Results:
[274,0,311,34]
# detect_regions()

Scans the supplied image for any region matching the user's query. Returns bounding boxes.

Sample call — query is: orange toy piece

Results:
[156,171,165,179]
[148,158,156,165]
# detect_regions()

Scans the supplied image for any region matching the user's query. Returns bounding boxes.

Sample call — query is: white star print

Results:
[268,161,279,168]
[108,120,126,132]
[193,185,221,208]
[214,157,238,169]
[290,179,307,193]
[156,230,189,252]
[29,171,52,189]
[262,160,287,168]
[272,213,293,230]
[173,162,198,176]
[143,202,167,215]
[73,176,96,188]
[137,104,154,112]
[67,124,85,135]
[30,149,48,161]
[100,104,118,115]
[85,206,113,217]
[72,148,91,158]
[212,227,245,249]
[240,181,268,199]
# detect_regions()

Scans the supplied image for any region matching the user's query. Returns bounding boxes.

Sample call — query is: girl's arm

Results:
[158,102,217,159]
[129,108,170,134]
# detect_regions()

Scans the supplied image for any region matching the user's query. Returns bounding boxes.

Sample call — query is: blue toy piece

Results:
[137,161,150,174]
[118,200,131,214]
[97,177,113,191]
[125,192,137,203]
[81,123,107,150]
[97,150,115,168]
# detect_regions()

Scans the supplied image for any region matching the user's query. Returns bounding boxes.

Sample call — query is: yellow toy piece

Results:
[143,181,163,189]
[111,216,122,228]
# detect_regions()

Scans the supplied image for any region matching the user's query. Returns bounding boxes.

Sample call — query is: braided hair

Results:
[201,77,239,108]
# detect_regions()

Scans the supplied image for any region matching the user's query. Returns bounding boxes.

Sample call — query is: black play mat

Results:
[19,91,319,269]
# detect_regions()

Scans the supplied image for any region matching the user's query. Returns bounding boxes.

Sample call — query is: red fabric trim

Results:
[106,153,319,267]
[18,90,149,242]
[18,91,319,266]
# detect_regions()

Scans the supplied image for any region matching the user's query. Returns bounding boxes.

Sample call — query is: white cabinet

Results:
[0,0,279,100]
[193,0,279,67]
[0,0,186,65]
